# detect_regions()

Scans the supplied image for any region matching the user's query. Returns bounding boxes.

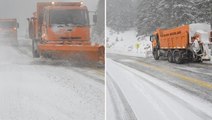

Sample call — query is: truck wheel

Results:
[167,51,173,63]
[153,49,159,60]
[196,59,203,63]
[174,51,183,64]
[195,56,202,63]
[32,39,40,58]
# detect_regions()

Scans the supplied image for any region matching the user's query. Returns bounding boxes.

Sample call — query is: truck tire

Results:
[167,51,173,63]
[174,51,183,64]
[32,39,40,58]
[195,56,202,63]
[196,59,203,63]
[153,49,159,60]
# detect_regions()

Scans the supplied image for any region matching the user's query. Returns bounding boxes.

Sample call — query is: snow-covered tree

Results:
[92,0,105,44]
[136,0,212,35]
[136,0,161,35]
[194,0,212,27]
[107,0,135,31]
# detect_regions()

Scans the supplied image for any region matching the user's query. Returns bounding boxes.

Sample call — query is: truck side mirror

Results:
[27,17,36,21]
[150,35,153,42]
[93,14,97,24]
[17,23,19,28]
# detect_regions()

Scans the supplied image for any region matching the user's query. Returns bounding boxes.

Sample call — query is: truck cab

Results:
[41,3,90,43]
[150,31,159,49]
[0,19,19,40]
[27,2,104,63]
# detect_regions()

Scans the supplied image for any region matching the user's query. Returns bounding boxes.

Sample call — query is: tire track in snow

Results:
[109,54,212,102]
[14,40,105,85]
[0,43,104,120]
[113,60,212,120]
[16,47,32,57]
[68,67,105,85]
[107,73,137,120]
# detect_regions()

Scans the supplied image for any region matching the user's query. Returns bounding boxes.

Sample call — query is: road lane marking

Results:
[135,60,212,89]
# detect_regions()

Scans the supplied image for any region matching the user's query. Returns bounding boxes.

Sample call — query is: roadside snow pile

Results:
[106,28,152,58]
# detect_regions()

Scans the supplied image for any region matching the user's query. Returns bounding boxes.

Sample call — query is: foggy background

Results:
[0,0,99,35]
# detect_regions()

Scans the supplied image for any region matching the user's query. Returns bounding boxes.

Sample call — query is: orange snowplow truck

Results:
[0,19,19,41]
[150,23,211,64]
[27,2,104,63]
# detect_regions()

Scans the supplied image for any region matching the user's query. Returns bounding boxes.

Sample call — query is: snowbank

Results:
[106,28,152,58]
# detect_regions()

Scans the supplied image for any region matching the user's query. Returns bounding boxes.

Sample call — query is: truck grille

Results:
[60,37,81,40]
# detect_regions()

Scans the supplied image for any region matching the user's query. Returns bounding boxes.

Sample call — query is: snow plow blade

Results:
[38,44,105,63]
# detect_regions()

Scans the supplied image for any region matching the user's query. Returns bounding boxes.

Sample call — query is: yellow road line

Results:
[136,60,212,89]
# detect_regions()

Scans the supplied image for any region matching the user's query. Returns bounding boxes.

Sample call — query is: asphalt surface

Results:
[107,53,212,103]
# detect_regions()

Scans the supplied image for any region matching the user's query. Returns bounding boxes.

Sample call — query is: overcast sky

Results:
[0,0,99,34]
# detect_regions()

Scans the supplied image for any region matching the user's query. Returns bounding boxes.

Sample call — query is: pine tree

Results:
[136,0,211,35]
[92,0,105,44]
[195,0,212,27]
[107,0,135,31]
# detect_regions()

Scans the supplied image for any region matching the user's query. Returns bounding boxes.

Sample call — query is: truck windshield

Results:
[0,21,16,28]
[49,9,89,26]
[150,35,156,42]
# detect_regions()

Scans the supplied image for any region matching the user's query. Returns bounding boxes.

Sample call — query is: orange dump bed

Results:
[157,25,189,49]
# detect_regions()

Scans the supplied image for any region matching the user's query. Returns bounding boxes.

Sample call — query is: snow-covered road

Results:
[107,53,212,120]
[0,38,104,120]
